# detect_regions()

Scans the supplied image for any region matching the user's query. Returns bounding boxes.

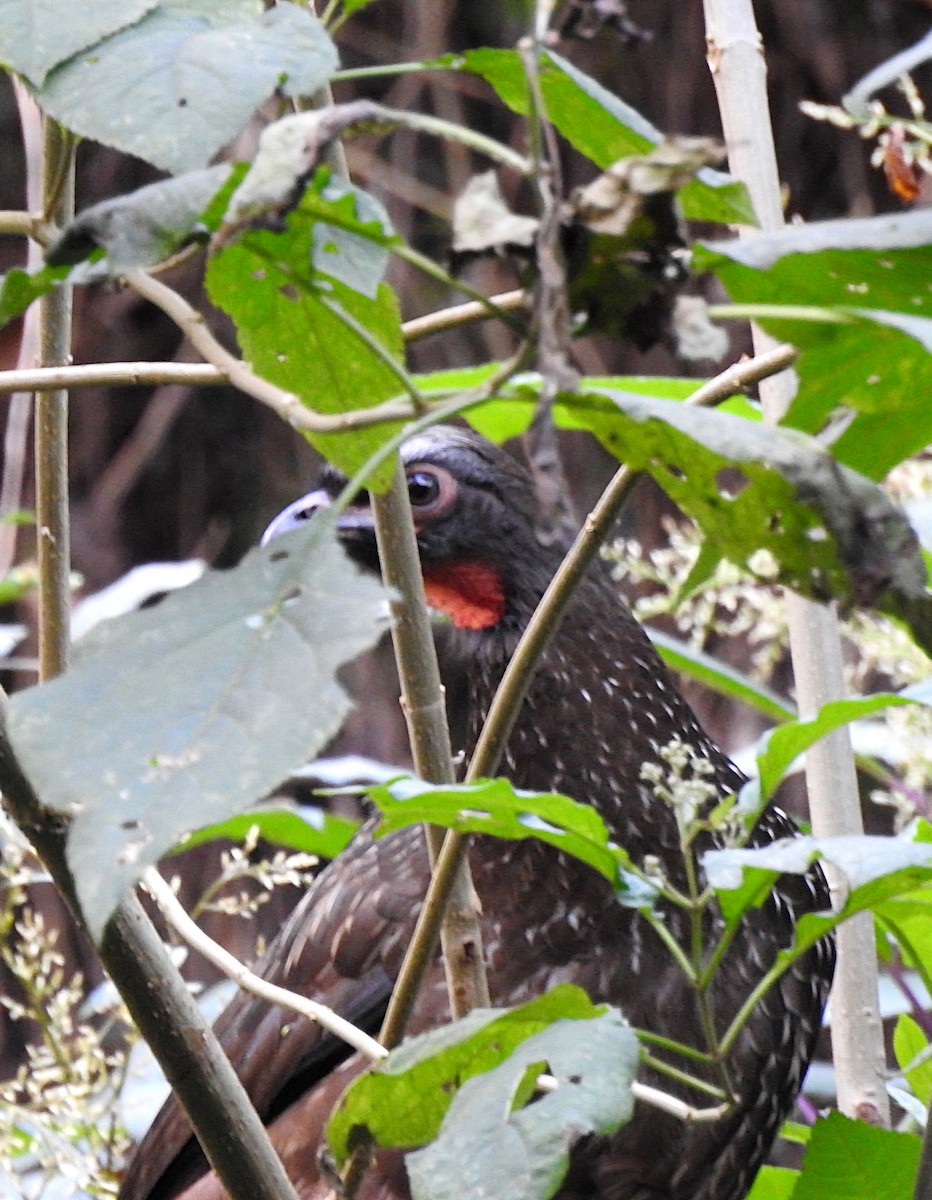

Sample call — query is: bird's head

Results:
[263,426,553,632]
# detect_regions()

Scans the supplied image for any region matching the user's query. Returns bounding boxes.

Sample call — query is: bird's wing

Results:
[119,823,430,1200]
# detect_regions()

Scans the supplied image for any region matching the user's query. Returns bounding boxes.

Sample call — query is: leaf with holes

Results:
[466,387,928,644]
[549,389,929,647]
[695,211,932,479]
[6,516,389,939]
[206,174,406,482]
[35,2,337,175]
[406,1010,638,1200]
[325,985,632,1169]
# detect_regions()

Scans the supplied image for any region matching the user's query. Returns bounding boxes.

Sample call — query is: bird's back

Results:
[120,429,833,1200]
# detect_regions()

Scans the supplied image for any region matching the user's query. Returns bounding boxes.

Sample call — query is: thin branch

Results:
[403,289,527,342]
[124,268,412,432]
[637,1052,729,1102]
[371,105,531,176]
[684,343,798,408]
[143,868,387,1063]
[0,283,523,393]
[34,118,73,681]
[630,1086,731,1125]
[0,88,44,581]
[519,25,577,542]
[299,47,492,1055]
[0,361,226,393]
[0,209,42,237]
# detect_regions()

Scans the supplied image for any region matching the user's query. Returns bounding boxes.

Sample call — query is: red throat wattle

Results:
[422,561,505,630]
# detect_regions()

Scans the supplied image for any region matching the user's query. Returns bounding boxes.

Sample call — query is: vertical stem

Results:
[372,467,489,1043]
[19,118,307,1200]
[34,119,73,681]
[702,0,890,1127]
[302,14,489,1035]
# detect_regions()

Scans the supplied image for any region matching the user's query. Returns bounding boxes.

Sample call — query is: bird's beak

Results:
[261,489,375,547]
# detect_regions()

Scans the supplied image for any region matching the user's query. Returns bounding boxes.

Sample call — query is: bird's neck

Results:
[461,571,744,861]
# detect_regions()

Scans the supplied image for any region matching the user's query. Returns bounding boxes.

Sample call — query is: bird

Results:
[119,424,834,1200]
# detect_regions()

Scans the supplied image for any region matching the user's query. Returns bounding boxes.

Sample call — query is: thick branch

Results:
[372,465,490,1041]
[0,705,300,1200]
[703,0,889,1127]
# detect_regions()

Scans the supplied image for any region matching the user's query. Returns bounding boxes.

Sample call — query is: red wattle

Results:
[422,561,505,629]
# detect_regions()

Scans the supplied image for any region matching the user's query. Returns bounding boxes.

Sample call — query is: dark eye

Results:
[407,470,441,507]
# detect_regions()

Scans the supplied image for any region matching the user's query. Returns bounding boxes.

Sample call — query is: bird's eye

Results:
[407,470,442,507]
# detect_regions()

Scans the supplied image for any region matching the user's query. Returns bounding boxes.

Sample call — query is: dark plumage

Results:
[120,426,833,1200]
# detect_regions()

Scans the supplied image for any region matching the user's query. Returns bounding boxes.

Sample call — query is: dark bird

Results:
[120,425,833,1200]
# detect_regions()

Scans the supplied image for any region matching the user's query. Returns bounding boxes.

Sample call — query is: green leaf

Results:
[6,517,389,939]
[467,384,930,645]
[745,1165,799,1200]
[0,565,38,606]
[325,986,627,1165]
[444,48,753,225]
[36,3,338,174]
[0,261,75,330]
[755,692,921,798]
[470,385,927,623]
[304,173,394,298]
[705,833,932,931]
[0,0,155,85]
[557,389,925,613]
[877,893,932,1000]
[648,628,795,725]
[176,805,358,860]
[206,176,406,481]
[368,777,629,889]
[695,213,932,478]
[893,1013,932,1107]
[792,1112,919,1200]
[47,165,234,271]
[406,1011,638,1200]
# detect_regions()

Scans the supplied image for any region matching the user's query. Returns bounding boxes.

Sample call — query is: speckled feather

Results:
[120,427,833,1200]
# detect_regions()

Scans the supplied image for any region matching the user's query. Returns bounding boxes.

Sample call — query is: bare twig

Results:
[519,24,577,543]
[630,1086,731,1125]
[0,362,226,393]
[144,869,724,1131]
[34,118,73,680]
[684,343,798,408]
[703,0,889,1128]
[143,868,387,1062]
[0,85,44,580]
[403,289,527,342]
